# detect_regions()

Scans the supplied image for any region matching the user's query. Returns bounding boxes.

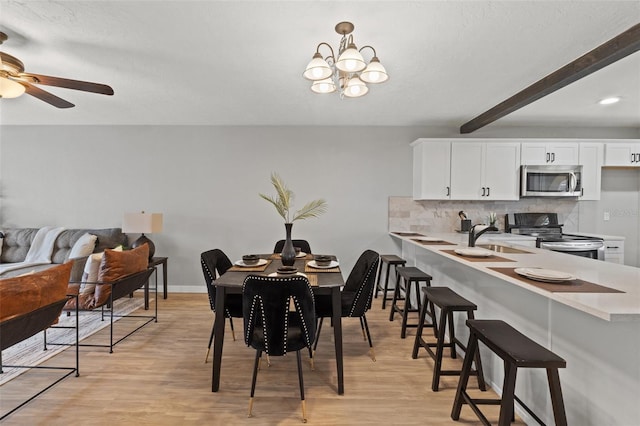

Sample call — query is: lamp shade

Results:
[310,77,336,94]
[343,76,368,98]
[122,212,163,234]
[335,43,366,73]
[0,77,25,98]
[360,57,389,84]
[303,52,333,81]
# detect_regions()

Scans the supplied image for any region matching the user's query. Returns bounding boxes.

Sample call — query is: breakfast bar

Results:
[390,231,640,426]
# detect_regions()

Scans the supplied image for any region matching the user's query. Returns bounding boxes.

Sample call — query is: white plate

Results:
[307,260,339,269]
[278,252,307,258]
[454,248,494,257]
[415,237,443,242]
[234,258,268,267]
[269,272,307,277]
[514,268,576,283]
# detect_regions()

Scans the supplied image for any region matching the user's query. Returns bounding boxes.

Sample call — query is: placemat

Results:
[489,267,624,293]
[411,239,456,246]
[306,274,318,287]
[270,253,313,260]
[304,264,341,273]
[441,250,515,263]
[392,232,425,237]
[229,259,272,272]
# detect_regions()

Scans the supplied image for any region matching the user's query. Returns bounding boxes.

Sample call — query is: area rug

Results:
[0,297,147,385]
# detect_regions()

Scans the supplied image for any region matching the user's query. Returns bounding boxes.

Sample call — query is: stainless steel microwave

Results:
[520,165,582,197]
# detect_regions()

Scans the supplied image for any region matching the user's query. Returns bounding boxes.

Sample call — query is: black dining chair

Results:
[313,249,380,361]
[201,249,243,363]
[242,274,316,423]
[273,239,312,254]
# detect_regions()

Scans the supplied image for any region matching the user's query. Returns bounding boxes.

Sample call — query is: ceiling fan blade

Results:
[21,73,114,95]
[22,81,75,108]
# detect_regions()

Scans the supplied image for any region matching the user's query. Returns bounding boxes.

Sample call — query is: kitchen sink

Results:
[476,244,532,254]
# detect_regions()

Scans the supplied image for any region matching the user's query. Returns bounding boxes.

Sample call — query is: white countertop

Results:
[568,231,626,241]
[390,231,640,321]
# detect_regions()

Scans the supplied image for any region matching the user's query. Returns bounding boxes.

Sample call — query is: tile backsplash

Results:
[389,196,579,234]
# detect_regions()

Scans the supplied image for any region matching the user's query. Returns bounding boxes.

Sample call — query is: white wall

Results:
[0,125,430,291]
[1,125,638,291]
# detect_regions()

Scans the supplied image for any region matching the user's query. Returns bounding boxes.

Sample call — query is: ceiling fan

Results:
[0,31,114,108]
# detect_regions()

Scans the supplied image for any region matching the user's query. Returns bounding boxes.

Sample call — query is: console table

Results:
[149,257,168,299]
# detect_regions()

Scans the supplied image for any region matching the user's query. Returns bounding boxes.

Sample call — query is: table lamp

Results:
[122,211,163,260]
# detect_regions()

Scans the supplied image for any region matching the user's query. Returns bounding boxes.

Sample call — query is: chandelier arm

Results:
[316,42,336,62]
[358,45,377,59]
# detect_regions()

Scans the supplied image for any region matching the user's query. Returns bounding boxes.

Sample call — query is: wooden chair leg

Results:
[451,333,479,420]
[447,311,456,359]
[248,350,261,418]
[296,350,307,423]
[229,317,236,341]
[547,368,568,426]
[362,314,376,362]
[498,361,518,426]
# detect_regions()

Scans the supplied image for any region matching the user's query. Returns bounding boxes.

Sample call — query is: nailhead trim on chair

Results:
[242,275,315,355]
[348,259,379,317]
[202,257,233,318]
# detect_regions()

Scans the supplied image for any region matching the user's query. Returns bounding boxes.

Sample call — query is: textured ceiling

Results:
[0,1,639,130]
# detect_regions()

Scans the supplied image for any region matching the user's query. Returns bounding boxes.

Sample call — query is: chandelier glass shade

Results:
[303,21,388,98]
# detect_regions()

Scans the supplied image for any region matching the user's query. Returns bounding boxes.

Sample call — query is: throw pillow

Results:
[92,244,149,308]
[67,233,98,260]
[0,262,72,323]
[79,246,123,295]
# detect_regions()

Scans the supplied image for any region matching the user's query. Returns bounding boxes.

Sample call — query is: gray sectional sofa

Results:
[0,228,127,278]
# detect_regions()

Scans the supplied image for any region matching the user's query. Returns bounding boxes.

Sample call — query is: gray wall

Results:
[0,125,426,291]
[1,125,638,291]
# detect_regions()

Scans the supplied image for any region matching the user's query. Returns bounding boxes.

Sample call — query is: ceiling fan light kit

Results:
[303,21,388,98]
[0,31,114,108]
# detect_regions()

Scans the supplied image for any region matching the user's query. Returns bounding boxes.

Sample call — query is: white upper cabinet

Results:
[412,139,451,200]
[450,142,520,200]
[578,143,604,200]
[521,141,579,165]
[604,141,640,167]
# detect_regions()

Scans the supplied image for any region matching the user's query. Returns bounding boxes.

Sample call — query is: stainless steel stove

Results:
[505,213,605,260]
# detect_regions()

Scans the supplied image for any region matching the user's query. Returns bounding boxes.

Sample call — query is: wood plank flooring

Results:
[1,293,525,425]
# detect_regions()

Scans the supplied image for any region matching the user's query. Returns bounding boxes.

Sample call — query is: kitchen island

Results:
[390,231,640,426]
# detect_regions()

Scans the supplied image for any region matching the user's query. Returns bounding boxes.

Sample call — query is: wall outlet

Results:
[603,211,610,221]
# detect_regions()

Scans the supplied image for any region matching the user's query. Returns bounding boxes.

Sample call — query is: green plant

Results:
[259,173,327,223]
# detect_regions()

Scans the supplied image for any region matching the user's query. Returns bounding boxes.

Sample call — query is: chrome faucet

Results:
[468,224,499,247]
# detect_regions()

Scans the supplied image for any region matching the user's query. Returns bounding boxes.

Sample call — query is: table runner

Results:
[270,253,314,260]
[304,264,341,273]
[228,259,272,272]
[489,267,624,293]
[441,250,515,263]
[411,239,456,246]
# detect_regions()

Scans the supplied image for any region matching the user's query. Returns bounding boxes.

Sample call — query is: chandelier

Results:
[303,21,388,98]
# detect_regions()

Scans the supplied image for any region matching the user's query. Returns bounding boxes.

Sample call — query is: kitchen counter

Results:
[389,231,640,425]
[390,231,639,321]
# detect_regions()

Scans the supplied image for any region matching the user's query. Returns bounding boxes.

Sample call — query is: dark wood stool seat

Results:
[389,266,431,338]
[375,255,407,309]
[452,319,567,426]
[412,287,486,392]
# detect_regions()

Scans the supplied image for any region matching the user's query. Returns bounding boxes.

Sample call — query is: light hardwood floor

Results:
[1,293,525,425]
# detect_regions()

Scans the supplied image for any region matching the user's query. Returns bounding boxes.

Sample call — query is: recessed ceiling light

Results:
[598,97,621,105]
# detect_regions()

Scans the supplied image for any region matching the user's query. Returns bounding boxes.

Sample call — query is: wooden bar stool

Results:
[412,287,486,392]
[452,319,567,426]
[389,267,431,338]
[374,255,406,309]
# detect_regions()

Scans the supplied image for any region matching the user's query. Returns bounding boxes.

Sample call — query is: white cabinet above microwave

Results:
[521,141,579,165]
[604,142,640,167]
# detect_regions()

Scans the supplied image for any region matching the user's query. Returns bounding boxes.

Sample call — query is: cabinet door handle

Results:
[546,153,550,162]
[446,186,450,196]
[581,188,584,197]
[551,152,556,162]
[607,246,619,249]
[481,187,486,196]
[486,187,490,197]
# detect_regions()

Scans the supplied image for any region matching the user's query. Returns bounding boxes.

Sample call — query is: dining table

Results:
[211,253,346,395]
